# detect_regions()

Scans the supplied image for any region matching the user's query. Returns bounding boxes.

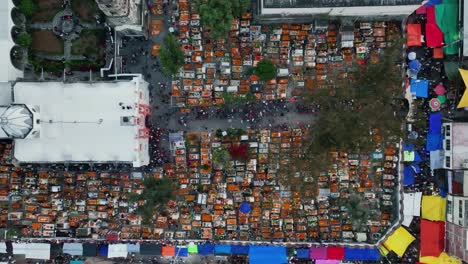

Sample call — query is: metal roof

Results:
[263,0,422,8]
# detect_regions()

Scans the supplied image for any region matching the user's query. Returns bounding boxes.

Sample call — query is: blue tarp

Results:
[414,151,423,162]
[175,247,188,257]
[403,165,415,186]
[410,163,421,173]
[239,201,251,214]
[296,248,310,259]
[404,143,415,151]
[231,245,249,255]
[344,248,381,261]
[99,245,108,257]
[408,60,422,74]
[426,133,443,151]
[429,113,442,134]
[249,246,287,264]
[410,79,429,98]
[70,261,83,264]
[426,0,442,6]
[198,244,214,256]
[215,245,231,255]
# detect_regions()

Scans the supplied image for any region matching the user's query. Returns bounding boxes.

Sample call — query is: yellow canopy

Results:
[383,226,415,257]
[421,195,446,221]
[420,252,462,264]
[458,68,468,108]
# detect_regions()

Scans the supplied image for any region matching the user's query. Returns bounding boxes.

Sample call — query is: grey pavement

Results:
[30,22,53,30]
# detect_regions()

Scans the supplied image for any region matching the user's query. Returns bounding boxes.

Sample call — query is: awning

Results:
[420,252,462,264]
[12,243,26,255]
[427,133,443,151]
[407,24,422,47]
[127,244,140,253]
[296,248,310,259]
[99,245,108,257]
[139,244,161,255]
[63,243,83,256]
[421,219,445,257]
[249,246,287,264]
[421,195,446,221]
[108,244,128,258]
[403,192,422,226]
[425,6,444,47]
[343,248,380,261]
[231,245,249,255]
[214,245,231,255]
[457,68,468,108]
[82,243,97,257]
[187,243,198,254]
[161,246,175,257]
[383,227,415,257]
[175,247,188,257]
[198,244,214,256]
[327,247,344,260]
[310,247,327,259]
[25,243,50,260]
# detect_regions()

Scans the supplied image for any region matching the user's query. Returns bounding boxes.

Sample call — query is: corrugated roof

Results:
[263,0,422,8]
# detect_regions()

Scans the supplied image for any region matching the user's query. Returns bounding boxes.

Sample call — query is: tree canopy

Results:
[129,177,174,224]
[17,32,32,48]
[19,0,38,17]
[159,34,185,76]
[254,59,277,81]
[212,147,231,169]
[231,0,251,18]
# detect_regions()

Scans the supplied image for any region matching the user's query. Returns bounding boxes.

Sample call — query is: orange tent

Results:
[161,246,175,257]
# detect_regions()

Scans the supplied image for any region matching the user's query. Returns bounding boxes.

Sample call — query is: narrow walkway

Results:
[30,22,53,30]
[64,39,72,60]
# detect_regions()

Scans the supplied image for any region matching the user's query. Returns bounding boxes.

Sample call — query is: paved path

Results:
[30,22,53,30]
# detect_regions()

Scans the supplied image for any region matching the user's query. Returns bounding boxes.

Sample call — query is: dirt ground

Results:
[31,0,62,22]
[31,30,64,54]
[72,0,100,22]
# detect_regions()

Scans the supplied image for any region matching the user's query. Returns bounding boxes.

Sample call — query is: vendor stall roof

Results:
[12,76,150,167]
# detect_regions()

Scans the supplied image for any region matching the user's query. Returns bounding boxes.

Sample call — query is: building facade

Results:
[95,0,145,35]
[258,0,423,19]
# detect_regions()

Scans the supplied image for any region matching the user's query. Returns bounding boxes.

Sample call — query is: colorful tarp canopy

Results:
[198,244,214,256]
[239,201,251,214]
[430,150,444,169]
[421,195,446,221]
[249,246,287,264]
[343,248,380,261]
[458,69,468,108]
[315,261,340,264]
[161,246,175,257]
[403,192,422,227]
[327,247,344,260]
[409,60,422,74]
[435,0,459,55]
[231,245,249,255]
[127,244,140,253]
[63,243,83,256]
[383,227,415,257]
[99,245,108,257]
[187,243,198,254]
[403,165,415,186]
[175,247,188,257]
[420,252,462,264]
[70,261,83,264]
[310,247,327,259]
[296,248,310,259]
[82,243,97,257]
[421,219,445,257]
[425,6,444,47]
[429,113,442,133]
[407,24,422,46]
[108,244,128,258]
[25,243,51,260]
[427,133,443,151]
[139,244,161,255]
[214,245,231,255]
[410,79,429,98]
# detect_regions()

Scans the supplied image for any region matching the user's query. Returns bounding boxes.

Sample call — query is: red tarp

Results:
[420,219,445,257]
[407,24,422,47]
[433,48,444,58]
[327,247,345,260]
[416,5,427,14]
[425,6,444,47]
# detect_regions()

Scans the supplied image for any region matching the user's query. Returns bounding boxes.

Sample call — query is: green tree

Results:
[212,147,231,169]
[197,0,233,39]
[231,0,251,17]
[17,32,32,48]
[19,0,38,17]
[129,177,174,224]
[344,195,369,230]
[159,34,185,76]
[254,59,277,81]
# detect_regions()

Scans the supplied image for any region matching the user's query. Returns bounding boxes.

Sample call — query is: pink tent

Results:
[316,260,340,264]
[309,247,327,260]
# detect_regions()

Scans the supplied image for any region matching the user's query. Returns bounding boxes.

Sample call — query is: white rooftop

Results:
[1,1,24,82]
[13,77,150,167]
